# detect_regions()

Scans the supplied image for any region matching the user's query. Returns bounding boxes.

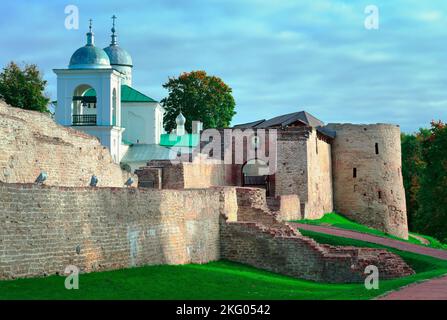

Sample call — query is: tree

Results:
[401,133,424,230]
[161,70,236,132]
[414,121,447,242]
[0,62,49,112]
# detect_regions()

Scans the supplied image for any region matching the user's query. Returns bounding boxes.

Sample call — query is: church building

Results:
[53,18,175,166]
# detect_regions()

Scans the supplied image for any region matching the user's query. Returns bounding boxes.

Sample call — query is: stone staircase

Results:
[219,187,415,283]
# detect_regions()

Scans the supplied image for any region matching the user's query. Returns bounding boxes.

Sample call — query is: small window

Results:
[353,168,357,178]
[375,143,379,155]
[378,191,382,199]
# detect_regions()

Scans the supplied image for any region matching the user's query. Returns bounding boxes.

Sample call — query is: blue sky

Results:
[1,0,446,132]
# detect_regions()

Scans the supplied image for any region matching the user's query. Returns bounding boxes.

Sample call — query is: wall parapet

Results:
[0,182,223,279]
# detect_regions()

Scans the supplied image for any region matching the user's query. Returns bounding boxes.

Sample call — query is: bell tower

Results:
[53,20,125,163]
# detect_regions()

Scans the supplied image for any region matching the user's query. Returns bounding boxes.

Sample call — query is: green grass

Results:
[410,233,447,250]
[294,212,446,250]
[1,253,446,300]
[299,229,447,273]
[1,214,445,300]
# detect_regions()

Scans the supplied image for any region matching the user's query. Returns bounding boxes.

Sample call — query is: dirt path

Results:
[378,275,447,300]
[290,223,447,260]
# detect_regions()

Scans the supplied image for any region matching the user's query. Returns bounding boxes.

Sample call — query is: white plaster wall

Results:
[121,102,164,144]
[54,69,122,127]
[53,69,123,163]
[74,126,125,163]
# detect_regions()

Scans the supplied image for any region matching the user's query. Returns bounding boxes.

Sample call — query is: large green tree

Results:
[0,62,49,112]
[414,121,447,242]
[161,70,236,132]
[401,132,424,230]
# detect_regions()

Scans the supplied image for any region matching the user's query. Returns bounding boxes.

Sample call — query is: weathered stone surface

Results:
[0,101,135,187]
[220,187,414,283]
[0,183,413,282]
[325,123,408,239]
[136,158,225,189]
[0,183,223,279]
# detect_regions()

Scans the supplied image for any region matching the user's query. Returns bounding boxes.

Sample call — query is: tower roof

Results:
[176,112,186,125]
[103,15,133,67]
[234,111,324,129]
[69,20,111,69]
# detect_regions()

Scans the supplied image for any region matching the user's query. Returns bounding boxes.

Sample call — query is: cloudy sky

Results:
[1,0,446,132]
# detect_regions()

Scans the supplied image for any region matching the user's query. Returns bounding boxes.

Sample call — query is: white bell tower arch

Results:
[53,20,125,163]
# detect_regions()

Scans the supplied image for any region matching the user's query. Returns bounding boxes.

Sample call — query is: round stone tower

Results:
[325,123,408,239]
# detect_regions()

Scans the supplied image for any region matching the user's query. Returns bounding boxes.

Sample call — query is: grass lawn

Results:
[1,215,445,300]
[1,251,446,300]
[294,212,447,250]
[299,229,447,272]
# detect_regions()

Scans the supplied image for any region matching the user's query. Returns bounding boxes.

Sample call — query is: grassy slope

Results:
[298,229,447,298]
[1,216,445,300]
[1,250,446,300]
[294,213,447,250]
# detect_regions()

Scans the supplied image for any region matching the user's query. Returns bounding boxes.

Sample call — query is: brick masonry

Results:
[326,123,409,239]
[220,187,414,283]
[0,101,135,187]
[0,183,222,279]
[0,103,413,283]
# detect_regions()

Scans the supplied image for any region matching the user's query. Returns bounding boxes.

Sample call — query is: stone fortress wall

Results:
[0,183,414,282]
[0,101,135,187]
[0,183,223,279]
[0,103,413,282]
[220,187,413,283]
[325,123,408,239]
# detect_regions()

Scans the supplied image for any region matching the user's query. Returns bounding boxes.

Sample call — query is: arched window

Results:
[72,84,97,126]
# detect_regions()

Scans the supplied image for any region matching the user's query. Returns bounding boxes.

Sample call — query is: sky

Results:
[0,0,446,133]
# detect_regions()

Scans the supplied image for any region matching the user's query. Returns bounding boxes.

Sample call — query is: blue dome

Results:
[104,45,133,67]
[69,45,111,69]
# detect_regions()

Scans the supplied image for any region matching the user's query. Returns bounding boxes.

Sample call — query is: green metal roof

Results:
[84,85,157,103]
[121,143,194,163]
[121,144,173,163]
[121,85,157,103]
[160,133,199,147]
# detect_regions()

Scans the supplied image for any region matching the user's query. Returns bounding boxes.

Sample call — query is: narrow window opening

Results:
[353,168,357,178]
[378,191,382,199]
[375,143,379,155]
[316,137,318,154]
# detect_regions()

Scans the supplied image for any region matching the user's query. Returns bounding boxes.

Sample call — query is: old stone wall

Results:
[326,123,408,239]
[275,128,333,219]
[0,183,223,279]
[275,129,309,214]
[276,195,301,221]
[0,183,413,283]
[183,162,226,189]
[137,158,226,190]
[305,129,334,218]
[220,187,414,283]
[0,101,135,187]
[220,220,413,283]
